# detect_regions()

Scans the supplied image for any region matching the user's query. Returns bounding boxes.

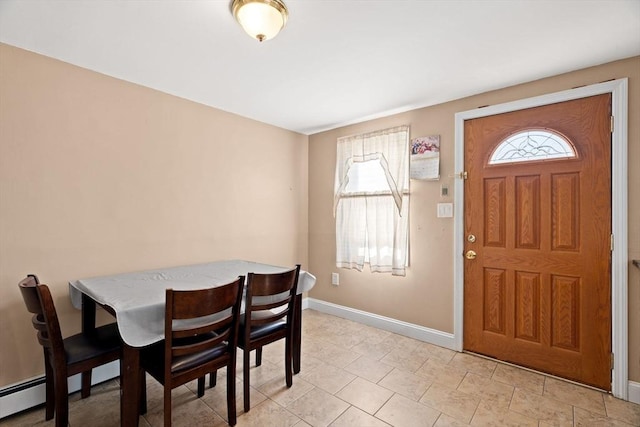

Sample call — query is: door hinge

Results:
[611,116,614,133]
[611,234,614,251]
[611,352,615,370]
[458,171,468,180]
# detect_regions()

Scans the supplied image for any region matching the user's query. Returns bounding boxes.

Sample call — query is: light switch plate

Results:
[437,203,454,218]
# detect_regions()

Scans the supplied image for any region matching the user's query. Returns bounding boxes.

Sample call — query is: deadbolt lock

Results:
[467,234,476,243]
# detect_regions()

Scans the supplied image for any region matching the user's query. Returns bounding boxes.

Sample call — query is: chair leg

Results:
[209,371,217,388]
[256,347,262,366]
[44,356,54,421]
[53,371,69,427]
[139,371,147,415]
[243,348,251,413]
[164,384,172,427]
[197,377,205,397]
[81,370,92,398]
[285,337,293,388]
[227,363,237,426]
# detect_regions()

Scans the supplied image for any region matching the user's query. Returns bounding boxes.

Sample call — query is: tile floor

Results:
[2,309,639,426]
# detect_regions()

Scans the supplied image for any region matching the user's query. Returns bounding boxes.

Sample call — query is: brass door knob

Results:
[465,250,477,260]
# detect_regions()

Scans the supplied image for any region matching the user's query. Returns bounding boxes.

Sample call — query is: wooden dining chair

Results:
[140,277,244,427]
[18,274,122,427]
[237,264,300,413]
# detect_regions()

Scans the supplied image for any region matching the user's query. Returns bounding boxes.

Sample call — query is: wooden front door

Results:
[463,94,612,390]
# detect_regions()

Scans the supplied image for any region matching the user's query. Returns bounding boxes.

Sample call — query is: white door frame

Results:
[453,79,629,399]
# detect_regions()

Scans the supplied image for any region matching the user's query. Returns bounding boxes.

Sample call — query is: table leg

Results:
[81,293,97,335]
[293,294,302,374]
[120,344,140,427]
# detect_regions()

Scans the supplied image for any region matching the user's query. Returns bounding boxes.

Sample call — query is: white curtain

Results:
[334,126,409,276]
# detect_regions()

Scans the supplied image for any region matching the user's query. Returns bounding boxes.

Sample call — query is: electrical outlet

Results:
[331,272,339,286]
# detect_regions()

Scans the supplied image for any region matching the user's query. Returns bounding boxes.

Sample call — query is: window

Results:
[333,126,409,276]
[489,129,576,165]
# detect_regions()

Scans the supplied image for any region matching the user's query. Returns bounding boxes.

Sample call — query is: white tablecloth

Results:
[69,260,316,347]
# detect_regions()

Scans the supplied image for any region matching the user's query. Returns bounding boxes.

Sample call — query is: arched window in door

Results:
[489,129,577,165]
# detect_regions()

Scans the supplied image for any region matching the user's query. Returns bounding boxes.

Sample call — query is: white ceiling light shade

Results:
[232,0,288,42]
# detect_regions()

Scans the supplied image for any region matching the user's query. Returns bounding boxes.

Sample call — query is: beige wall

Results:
[308,56,640,382]
[1,41,638,391]
[0,44,308,387]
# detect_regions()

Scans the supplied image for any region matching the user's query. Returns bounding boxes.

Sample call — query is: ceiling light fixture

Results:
[231,0,288,42]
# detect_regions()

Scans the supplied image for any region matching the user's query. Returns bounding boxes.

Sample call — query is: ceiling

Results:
[1,1,639,135]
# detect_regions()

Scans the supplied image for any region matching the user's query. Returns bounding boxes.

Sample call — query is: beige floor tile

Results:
[285,387,349,427]
[543,377,606,415]
[259,339,287,365]
[335,377,393,415]
[351,340,395,360]
[234,399,300,427]
[257,375,315,407]
[243,359,285,388]
[447,353,497,378]
[378,368,432,401]
[538,422,568,427]
[433,413,470,426]
[491,363,545,395]
[198,376,267,421]
[509,387,573,425]
[344,355,394,383]
[143,385,227,427]
[355,324,393,345]
[329,406,391,427]
[299,361,356,394]
[415,358,467,388]
[304,341,361,369]
[574,407,636,426]
[414,342,457,364]
[301,336,330,354]
[604,394,640,425]
[298,355,326,374]
[380,348,429,373]
[419,383,480,424]
[457,373,514,408]
[294,420,313,427]
[470,399,537,426]
[376,393,441,427]
[68,380,121,426]
[379,333,421,353]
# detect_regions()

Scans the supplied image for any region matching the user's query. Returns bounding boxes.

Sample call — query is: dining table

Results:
[69,259,316,427]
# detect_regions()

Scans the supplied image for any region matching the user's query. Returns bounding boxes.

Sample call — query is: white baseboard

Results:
[628,381,640,404]
[306,297,457,350]
[0,361,120,420]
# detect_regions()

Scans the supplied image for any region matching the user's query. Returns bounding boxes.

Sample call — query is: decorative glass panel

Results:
[489,129,576,165]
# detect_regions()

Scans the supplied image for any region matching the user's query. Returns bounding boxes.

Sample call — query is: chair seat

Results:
[238,318,286,345]
[64,323,121,366]
[142,336,229,382]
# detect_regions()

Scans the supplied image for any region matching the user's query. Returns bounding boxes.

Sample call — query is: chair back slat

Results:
[172,334,228,358]
[171,286,239,320]
[248,269,298,297]
[245,266,300,328]
[249,310,288,326]
[18,275,66,363]
[164,276,244,377]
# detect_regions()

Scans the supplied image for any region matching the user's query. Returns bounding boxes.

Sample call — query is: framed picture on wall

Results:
[410,135,440,180]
